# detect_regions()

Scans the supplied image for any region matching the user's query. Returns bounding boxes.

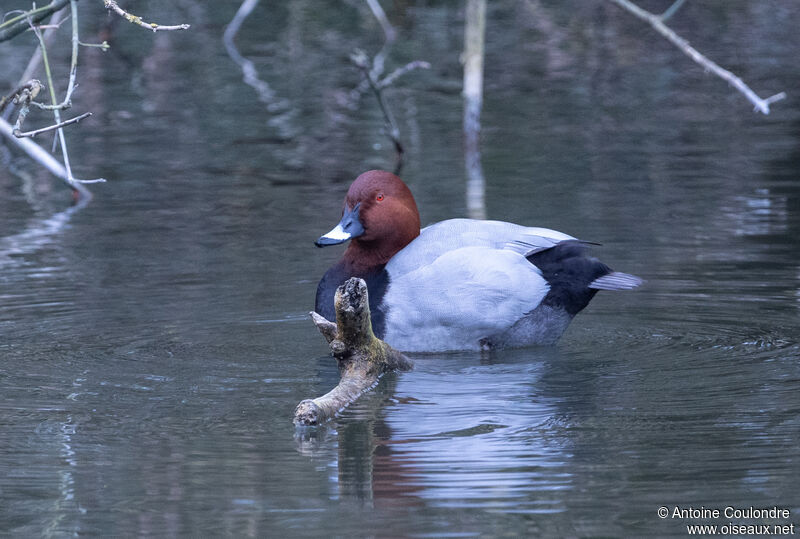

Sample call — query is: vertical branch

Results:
[352,50,405,173]
[64,0,79,105]
[2,7,66,121]
[28,1,104,195]
[463,0,487,219]
[30,5,85,197]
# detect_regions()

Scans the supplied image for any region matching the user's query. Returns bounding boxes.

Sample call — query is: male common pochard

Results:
[315,170,641,352]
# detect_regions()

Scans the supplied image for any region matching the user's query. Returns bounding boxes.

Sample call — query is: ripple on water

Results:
[328,358,573,514]
[318,305,799,518]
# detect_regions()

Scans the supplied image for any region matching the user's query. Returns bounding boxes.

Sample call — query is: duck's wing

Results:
[381,245,549,351]
[389,218,576,278]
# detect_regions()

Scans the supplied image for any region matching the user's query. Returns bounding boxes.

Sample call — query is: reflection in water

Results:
[463,0,487,220]
[308,350,578,515]
[2,2,800,537]
[333,376,427,509]
[0,199,87,265]
[721,188,788,237]
[223,0,278,106]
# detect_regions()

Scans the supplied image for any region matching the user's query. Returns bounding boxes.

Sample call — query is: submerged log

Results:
[294,278,413,426]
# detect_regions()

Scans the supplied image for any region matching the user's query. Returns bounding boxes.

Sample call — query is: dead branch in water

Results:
[294,278,413,427]
[608,0,786,114]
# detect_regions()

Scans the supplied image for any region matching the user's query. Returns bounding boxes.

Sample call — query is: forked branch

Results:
[294,278,412,426]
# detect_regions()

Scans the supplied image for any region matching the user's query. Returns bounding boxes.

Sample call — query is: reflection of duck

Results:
[315,170,641,352]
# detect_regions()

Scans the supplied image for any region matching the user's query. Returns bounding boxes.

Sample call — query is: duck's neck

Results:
[335,209,421,278]
[340,240,393,275]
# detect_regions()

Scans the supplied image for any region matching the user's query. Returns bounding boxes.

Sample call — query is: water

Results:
[2,2,799,537]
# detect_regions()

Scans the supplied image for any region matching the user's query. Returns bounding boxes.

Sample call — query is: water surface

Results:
[1,2,799,537]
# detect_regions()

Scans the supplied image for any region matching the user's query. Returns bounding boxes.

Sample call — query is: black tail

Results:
[527,240,641,316]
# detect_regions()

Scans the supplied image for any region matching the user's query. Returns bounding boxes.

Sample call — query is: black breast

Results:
[314,264,390,338]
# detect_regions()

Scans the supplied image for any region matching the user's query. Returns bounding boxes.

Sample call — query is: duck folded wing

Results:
[386,218,575,278]
[381,246,550,350]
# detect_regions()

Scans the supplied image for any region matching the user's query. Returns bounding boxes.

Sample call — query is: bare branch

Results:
[25,3,105,195]
[14,112,92,138]
[608,0,786,114]
[365,0,395,43]
[0,116,104,187]
[351,49,404,168]
[102,0,190,32]
[378,60,431,89]
[0,0,70,43]
[660,0,687,22]
[5,7,66,115]
[1,116,65,177]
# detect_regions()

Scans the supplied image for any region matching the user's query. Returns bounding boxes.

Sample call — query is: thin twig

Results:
[2,7,66,123]
[1,116,69,180]
[378,60,431,89]
[24,0,83,115]
[608,0,786,114]
[0,0,70,43]
[102,0,190,32]
[32,7,74,181]
[14,112,92,138]
[64,0,80,106]
[78,40,110,51]
[347,0,428,109]
[660,0,687,22]
[351,50,404,163]
[29,4,104,193]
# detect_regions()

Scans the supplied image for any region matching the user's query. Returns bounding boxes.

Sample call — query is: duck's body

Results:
[315,171,641,352]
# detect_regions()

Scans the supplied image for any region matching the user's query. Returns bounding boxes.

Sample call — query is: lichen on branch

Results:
[294,278,412,426]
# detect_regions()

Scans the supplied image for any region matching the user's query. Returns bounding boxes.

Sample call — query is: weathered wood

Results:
[294,278,412,426]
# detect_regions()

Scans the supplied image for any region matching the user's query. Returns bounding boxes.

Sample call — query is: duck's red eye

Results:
[376,194,384,202]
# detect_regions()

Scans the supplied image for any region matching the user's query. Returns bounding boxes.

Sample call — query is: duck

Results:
[315,170,641,352]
